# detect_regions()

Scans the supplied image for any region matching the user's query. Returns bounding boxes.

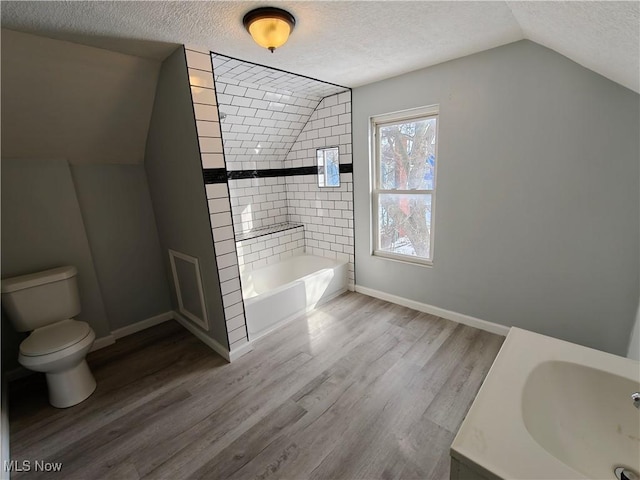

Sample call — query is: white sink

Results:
[523,361,639,479]
[451,328,640,480]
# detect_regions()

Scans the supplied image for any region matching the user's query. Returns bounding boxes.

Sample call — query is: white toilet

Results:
[1,266,97,408]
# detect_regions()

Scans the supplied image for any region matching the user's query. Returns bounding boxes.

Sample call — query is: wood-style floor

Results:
[8,292,504,480]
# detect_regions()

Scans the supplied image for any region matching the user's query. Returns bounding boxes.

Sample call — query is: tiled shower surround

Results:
[183,47,355,356]
[228,176,288,234]
[284,93,354,285]
[211,54,355,288]
[236,225,305,272]
[184,47,249,353]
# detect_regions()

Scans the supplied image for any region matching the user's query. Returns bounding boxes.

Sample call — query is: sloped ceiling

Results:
[212,54,348,169]
[1,1,638,93]
[1,29,160,164]
[508,2,640,94]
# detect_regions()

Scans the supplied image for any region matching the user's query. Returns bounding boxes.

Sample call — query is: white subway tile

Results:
[194,104,219,121]
[216,239,237,256]
[225,303,244,322]
[225,84,248,96]
[186,50,212,71]
[191,86,217,105]
[226,314,245,332]
[337,91,351,104]
[242,252,259,264]
[339,113,351,125]
[217,252,238,269]
[228,325,247,344]
[230,336,249,351]
[208,197,230,214]
[189,68,214,88]
[218,264,240,283]
[220,277,241,295]
[206,183,229,199]
[199,137,224,154]
[185,45,210,55]
[223,290,243,309]
[210,211,232,228]
[201,153,225,169]
[196,121,221,138]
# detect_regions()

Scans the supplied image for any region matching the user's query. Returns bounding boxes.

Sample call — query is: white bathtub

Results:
[241,254,348,340]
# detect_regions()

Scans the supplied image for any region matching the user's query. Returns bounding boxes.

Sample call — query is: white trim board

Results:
[91,335,115,352]
[90,311,174,353]
[8,310,251,382]
[354,285,510,337]
[6,312,174,381]
[173,310,236,362]
[168,250,209,330]
[229,340,253,362]
[111,311,174,339]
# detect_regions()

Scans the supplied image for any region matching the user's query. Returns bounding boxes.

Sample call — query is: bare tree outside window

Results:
[372,107,438,264]
[317,147,340,187]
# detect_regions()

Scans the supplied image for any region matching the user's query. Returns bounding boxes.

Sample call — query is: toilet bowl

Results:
[19,319,96,408]
[1,266,98,408]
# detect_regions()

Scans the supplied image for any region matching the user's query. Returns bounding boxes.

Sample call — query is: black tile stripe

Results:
[203,168,228,184]
[202,164,353,184]
[227,166,317,180]
[339,164,353,174]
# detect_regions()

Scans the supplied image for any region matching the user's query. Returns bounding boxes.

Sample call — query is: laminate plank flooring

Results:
[8,292,504,480]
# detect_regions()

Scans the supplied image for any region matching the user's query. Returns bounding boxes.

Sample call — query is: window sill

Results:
[372,251,433,268]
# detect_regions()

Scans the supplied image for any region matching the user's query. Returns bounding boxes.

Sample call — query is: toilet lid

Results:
[20,319,92,356]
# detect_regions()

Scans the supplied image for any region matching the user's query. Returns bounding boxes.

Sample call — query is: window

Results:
[317,147,340,187]
[371,105,438,265]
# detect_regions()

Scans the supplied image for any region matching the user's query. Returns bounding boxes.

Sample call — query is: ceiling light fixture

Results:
[243,7,296,53]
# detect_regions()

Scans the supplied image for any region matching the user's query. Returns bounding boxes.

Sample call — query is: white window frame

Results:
[370,105,439,266]
[316,146,341,188]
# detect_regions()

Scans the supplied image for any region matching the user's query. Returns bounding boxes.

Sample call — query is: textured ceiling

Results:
[212,53,347,169]
[1,1,638,92]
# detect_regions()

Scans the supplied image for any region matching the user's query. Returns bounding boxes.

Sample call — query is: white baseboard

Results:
[111,311,174,339]
[354,285,510,337]
[229,340,253,361]
[173,311,232,362]
[91,335,115,352]
[6,310,251,384]
[90,311,174,352]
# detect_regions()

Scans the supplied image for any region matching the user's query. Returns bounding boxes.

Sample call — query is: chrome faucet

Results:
[633,392,640,409]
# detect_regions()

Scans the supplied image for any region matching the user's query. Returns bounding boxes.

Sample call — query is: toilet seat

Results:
[20,319,91,357]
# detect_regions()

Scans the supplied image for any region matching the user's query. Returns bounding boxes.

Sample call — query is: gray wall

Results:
[353,40,639,355]
[628,307,639,360]
[1,159,111,338]
[1,29,159,165]
[629,136,640,360]
[71,164,171,330]
[1,31,172,372]
[144,47,229,348]
[1,160,173,372]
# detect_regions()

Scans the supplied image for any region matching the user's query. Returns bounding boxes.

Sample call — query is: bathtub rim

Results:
[245,286,348,343]
[241,254,348,305]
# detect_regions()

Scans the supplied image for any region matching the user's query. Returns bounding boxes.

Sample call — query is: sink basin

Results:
[522,361,639,479]
[451,327,640,480]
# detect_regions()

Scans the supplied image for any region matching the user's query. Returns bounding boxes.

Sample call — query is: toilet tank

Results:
[1,266,81,332]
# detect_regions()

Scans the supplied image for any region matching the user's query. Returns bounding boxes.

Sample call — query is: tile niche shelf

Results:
[235,222,304,242]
